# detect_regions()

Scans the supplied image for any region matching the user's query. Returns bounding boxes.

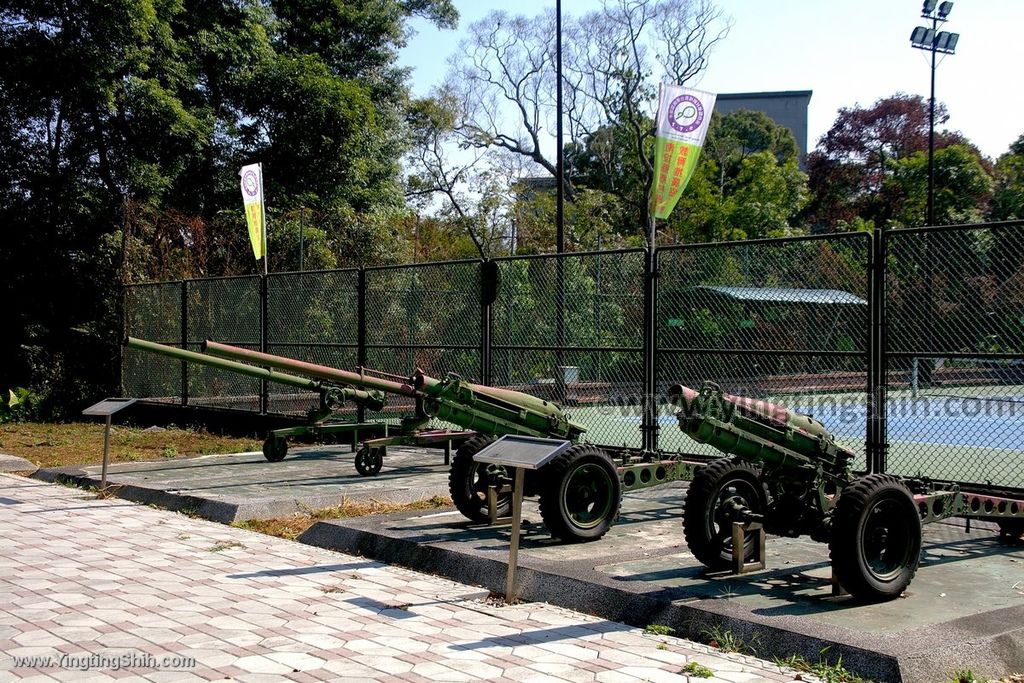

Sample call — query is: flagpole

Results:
[259,163,268,276]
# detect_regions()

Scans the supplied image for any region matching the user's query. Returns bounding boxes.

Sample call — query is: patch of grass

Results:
[644,624,674,636]
[231,495,452,541]
[680,662,713,678]
[207,540,245,552]
[0,421,261,469]
[702,625,756,655]
[776,652,872,683]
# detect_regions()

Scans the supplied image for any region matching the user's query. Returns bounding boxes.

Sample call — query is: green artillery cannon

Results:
[126,337,703,543]
[671,381,1024,601]
[197,341,626,539]
[125,337,386,460]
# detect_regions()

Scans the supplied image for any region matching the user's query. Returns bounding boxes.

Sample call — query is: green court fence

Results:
[123,220,1024,492]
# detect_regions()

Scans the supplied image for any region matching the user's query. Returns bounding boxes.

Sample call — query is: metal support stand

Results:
[731,521,766,574]
[505,468,526,604]
[487,482,514,524]
[471,435,572,605]
[831,568,849,597]
[101,415,112,490]
[82,398,137,492]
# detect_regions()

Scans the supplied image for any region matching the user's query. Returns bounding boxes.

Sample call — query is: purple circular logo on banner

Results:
[242,169,260,197]
[668,94,704,133]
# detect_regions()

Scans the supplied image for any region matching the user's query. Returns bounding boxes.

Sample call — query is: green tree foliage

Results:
[885,144,993,228]
[0,0,456,414]
[569,109,807,243]
[990,133,1024,221]
[802,93,990,230]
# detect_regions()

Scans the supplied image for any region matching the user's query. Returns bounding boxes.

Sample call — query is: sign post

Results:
[473,435,572,603]
[81,399,138,489]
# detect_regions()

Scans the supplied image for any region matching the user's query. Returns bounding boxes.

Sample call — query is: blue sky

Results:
[399,0,1024,160]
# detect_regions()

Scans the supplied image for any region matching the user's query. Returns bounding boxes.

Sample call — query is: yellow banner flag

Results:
[240,163,266,261]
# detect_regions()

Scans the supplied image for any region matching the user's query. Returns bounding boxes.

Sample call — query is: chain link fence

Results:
[365,261,482,426]
[266,269,360,417]
[492,250,645,449]
[122,220,1024,492]
[123,281,182,402]
[657,234,872,469]
[884,224,1024,488]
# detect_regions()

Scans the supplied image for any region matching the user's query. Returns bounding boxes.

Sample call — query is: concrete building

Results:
[715,90,813,164]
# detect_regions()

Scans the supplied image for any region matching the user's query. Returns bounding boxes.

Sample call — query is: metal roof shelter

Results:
[693,286,867,306]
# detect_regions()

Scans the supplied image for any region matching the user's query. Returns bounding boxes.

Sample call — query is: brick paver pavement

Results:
[0,475,815,683]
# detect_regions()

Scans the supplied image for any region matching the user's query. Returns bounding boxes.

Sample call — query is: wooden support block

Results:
[731,521,766,574]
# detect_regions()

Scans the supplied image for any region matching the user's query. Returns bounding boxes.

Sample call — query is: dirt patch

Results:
[0,422,261,469]
[232,496,452,540]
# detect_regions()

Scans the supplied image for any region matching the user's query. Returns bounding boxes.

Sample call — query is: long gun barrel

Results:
[669,382,855,474]
[202,340,417,397]
[203,340,586,441]
[124,337,386,411]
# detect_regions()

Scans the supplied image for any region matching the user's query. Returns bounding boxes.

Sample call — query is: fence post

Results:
[641,247,659,452]
[180,280,189,407]
[867,229,889,473]
[260,274,269,415]
[357,268,367,423]
[480,260,498,385]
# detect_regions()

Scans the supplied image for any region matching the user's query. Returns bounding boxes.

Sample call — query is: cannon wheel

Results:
[539,445,621,543]
[262,436,288,463]
[448,435,506,523]
[683,457,768,570]
[830,474,921,601]
[998,518,1024,540]
[354,445,384,476]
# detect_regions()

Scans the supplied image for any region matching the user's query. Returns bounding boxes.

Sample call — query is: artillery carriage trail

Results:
[127,336,1024,603]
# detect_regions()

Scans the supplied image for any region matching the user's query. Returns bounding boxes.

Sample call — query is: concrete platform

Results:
[32,445,453,522]
[299,481,1024,683]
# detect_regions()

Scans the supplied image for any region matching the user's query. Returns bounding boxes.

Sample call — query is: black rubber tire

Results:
[448,435,504,523]
[262,436,288,463]
[829,474,922,601]
[539,445,622,543]
[354,446,383,476]
[683,458,768,570]
[998,518,1024,540]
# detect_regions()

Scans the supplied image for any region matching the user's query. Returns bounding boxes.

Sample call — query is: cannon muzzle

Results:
[412,369,587,441]
[669,381,855,471]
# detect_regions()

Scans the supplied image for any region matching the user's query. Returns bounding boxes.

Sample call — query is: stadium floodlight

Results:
[934,31,954,51]
[909,0,959,228]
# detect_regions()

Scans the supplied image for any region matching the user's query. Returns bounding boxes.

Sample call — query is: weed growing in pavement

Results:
[207,540,245,552]
[643,624,674,636]
[679,662,713,678]
[775,650,872,683]
[701,624,761,656]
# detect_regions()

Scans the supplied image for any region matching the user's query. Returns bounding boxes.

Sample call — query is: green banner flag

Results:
[651,85,716,220]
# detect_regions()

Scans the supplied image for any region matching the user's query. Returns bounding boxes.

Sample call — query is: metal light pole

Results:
[910,0,959,227]
[555,0,564,253]
[554,0,566,398]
